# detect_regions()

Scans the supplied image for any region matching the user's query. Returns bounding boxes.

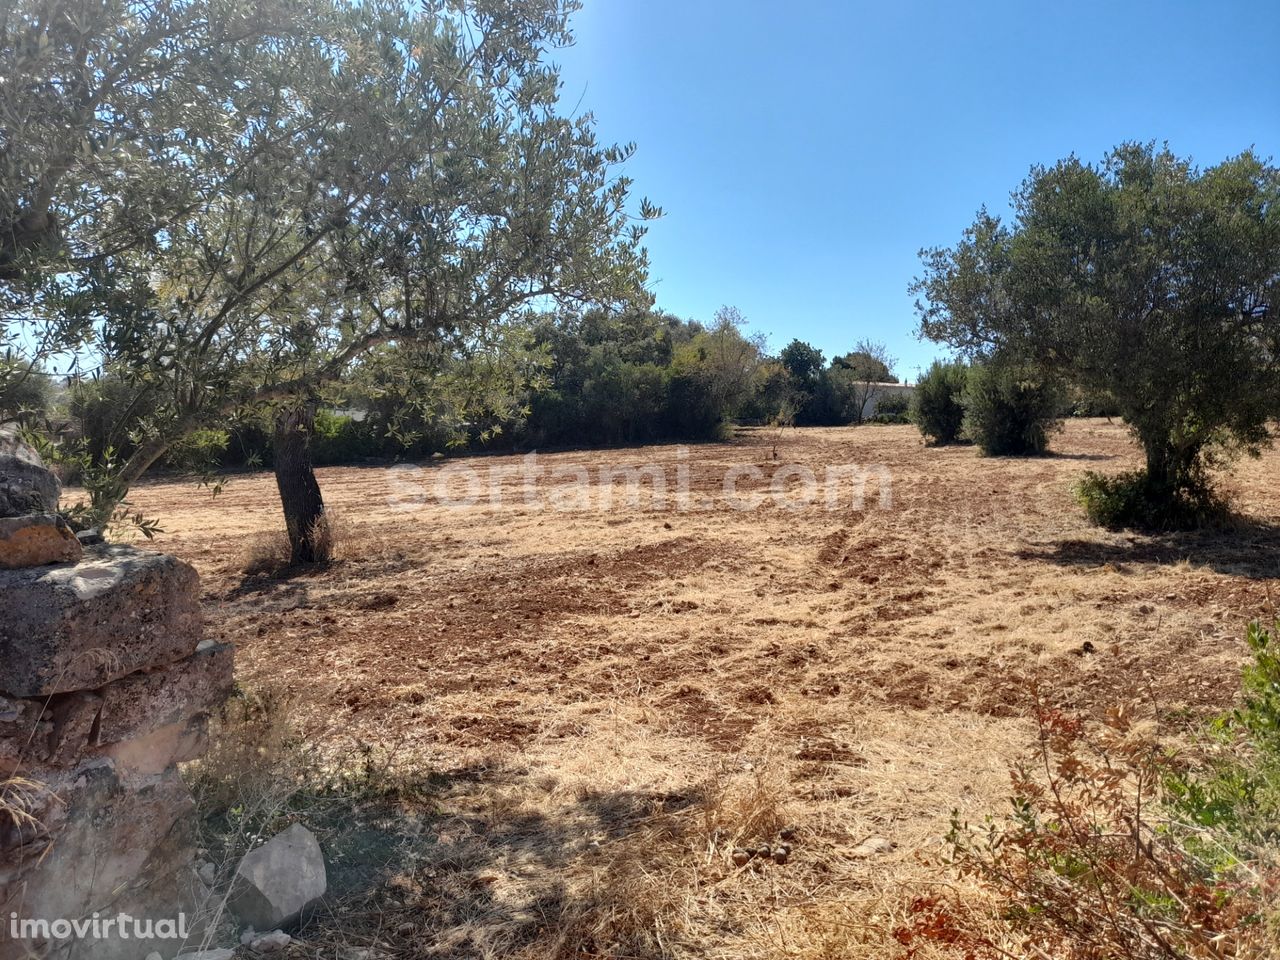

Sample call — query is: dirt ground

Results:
[126,420,1280,958]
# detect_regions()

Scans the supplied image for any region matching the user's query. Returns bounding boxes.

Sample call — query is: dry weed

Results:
[308,505,353,562]
[0,776,52,845]
[239,527,292,575]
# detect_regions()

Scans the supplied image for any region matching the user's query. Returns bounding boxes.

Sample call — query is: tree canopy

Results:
[2,0,660,557]
[913,142,1280,519]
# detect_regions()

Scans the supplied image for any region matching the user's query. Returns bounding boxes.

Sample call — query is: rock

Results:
[0,642,231,772]
[146,953,163,960]
[850,836,896,858]
[0,425,60,516]
[249,930,293,953]
[199,860,218,886]
[0,545,203,696]
[230,823,327,931]
[0,765,196,934]
[95,640,233,745]
[0,514,83,568]
[103,714,211,778]
[76,527,105,546]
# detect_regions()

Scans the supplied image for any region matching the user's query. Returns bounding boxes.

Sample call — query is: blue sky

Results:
[552,0,1280,381]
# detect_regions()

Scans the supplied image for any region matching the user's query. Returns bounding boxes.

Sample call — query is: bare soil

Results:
[127,420,1280,958]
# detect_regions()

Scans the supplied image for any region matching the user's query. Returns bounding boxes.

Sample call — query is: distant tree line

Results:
[4,305,909,480]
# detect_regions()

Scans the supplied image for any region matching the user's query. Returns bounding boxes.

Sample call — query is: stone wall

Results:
[0,428,233,959]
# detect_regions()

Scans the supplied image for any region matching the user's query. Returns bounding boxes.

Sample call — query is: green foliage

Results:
[517,306,753,446]
[1066,387,1123,419]
[1165,621,1280,847]
[739,360,793,425]
[1075,468,1230,531]
[869,392,910,424]
[831,345,897,383]
[914,143,1280,519]
[910,360,968,445]
[777,340,833,425]
[901,626,1280,959]
[2,0,660,520]
[308,410,380,466]
[1241,622,1280,751]
[778,340,825,385]
[28,433,162,540]
[961,362,1062,456]
[0,360,51,421]
[66,374,156,465]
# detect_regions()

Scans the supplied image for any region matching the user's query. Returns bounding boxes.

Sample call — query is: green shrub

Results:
[1165,621,1280,846]
[910,360,968,444]
[1066,387,1123,419]
[870,392,910,424]
[0,362,53,422]
[67,374,157,464]
[1075,468,1231,531]
[961,363,1061,456]
[898,622,1280,959]
[310,409,381,465]
[664,372,729,441]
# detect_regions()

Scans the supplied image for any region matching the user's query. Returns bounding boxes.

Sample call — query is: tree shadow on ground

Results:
[266,763,709,959]
[1045,451,1116,462]
[1015,517,1280,579]
[225,571,315,605]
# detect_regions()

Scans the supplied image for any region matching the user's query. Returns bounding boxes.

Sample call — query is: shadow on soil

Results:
[208,763,702,959]
[1015,517,1280,579]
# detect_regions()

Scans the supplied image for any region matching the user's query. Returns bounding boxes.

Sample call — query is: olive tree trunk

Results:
[272,402,329,564]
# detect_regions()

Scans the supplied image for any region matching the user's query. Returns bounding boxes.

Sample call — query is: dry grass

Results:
[239,528,293,576]
[121,420,1280,957]
[0,776,51,844]
[238,506,354,574]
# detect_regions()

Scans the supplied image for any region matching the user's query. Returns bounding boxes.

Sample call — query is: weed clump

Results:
[1075,468,1231,530]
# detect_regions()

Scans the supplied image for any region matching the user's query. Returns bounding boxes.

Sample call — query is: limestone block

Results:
[0,762,195,920]
[0,642,232,772]
[0,425,60,517]
[0,545,202,697]
[0,515,82,568]
[96,641,233,746]
[103,715,210,780]
[229,824,327,931]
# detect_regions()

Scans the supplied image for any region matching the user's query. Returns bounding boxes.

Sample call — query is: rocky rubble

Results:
[0,427,234,960]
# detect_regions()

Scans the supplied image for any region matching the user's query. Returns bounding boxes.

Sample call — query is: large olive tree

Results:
[912,143,1280,523]
[2,0,658,561]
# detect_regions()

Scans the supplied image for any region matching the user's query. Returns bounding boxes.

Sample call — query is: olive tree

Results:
[3,0,659,561]
[912,143,1280,525]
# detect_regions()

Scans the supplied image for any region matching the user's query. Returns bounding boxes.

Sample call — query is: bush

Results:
[1075,468,1231,531]
[310,409,381,465]
[961,363,1061,456]
[910,360,968,444]
[664,371,729,441]
[1066,387,1123,419]
[67,374,156,464]
[869,392,910,424]
[897,622,1280,960]
[0,362,53,422]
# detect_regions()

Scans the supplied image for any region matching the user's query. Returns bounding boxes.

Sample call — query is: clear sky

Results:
[552,0,1280,382]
